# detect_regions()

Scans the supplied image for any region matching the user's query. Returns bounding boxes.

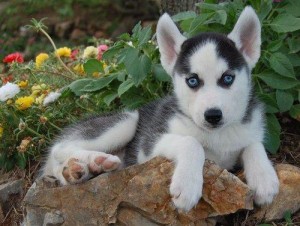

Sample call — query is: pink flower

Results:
[3,52,24,63]
[71,49,79,60]
[97,44,108,60]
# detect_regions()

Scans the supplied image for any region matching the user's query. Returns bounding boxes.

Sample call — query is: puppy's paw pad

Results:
[62,158,88,184]
[88,154,121,175]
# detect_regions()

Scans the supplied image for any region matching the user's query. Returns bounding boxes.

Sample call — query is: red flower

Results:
[71,49,79,60]
[1,74,14,84]
[3,52,24,63]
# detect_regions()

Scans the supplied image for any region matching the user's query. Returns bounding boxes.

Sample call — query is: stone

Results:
[23,157,253,225]
[0,179,24,222]
[253,164,300,221]
[0,179,24,203]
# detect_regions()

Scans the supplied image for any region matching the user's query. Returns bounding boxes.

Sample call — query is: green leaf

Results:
[120,87,146,109]
[118,79,135,96]
[16,153,26,169]
[172,11,197,22]
[137,26,152,47]
[283,210,292,224]
[287,53,300,67]
[69,79,95,96]
[257,0,272,22]
[287,38,300,54]
[153,64,171,82]
[267,40,283,52]
[264,114,281,154]
[276,90,294,112]
[269,14,300,33]
[124,47,151,85]
[83,59,104,76]
[215,10,227,25]
[196,2,224,12]
[81,76,117,92]
[282,0,300,17]
[269,53,295,78]
[102,43,123,60]
[103,92,118,106]
[258,93,279,114]
[186,13,214,35]
[289,104,300,120]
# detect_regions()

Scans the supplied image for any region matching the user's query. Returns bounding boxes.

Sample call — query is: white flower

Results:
[43,92,61,106]
[83,46,98,59]
[127,41,134,47]
[0,82,20,101]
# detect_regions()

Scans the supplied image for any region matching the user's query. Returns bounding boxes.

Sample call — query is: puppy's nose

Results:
[204,108,222,125]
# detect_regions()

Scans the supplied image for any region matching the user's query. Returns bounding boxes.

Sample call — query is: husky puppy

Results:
[42,6,279,211]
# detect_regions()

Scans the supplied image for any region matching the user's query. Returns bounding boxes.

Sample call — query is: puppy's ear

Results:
[156,13,186,75]
[228,6,261,69]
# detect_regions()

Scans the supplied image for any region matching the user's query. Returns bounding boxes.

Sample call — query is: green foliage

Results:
[68,22,170,109]
[174,0,300,153]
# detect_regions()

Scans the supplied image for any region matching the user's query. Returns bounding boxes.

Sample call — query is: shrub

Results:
[0,0,299,170]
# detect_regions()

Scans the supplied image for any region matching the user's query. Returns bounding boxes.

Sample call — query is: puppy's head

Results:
[156,6,261,130]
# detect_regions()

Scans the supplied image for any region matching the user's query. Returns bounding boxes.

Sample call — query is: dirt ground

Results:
[0,115,299,226]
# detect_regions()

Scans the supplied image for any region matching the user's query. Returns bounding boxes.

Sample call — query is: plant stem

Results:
[26,126,49,141]
[39,28,75,77]
[47,121,62,131]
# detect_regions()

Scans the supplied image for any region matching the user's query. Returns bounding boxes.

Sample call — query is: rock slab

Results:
[254,164,300,221]
[23,157,253,226]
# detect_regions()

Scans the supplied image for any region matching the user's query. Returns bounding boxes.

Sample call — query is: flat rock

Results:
[23,157,253,226]
[254,164,300,221]
[0,179,24,222]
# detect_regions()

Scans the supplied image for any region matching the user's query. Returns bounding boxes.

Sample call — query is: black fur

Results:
[124,95,180,166]
[175,33,247,75]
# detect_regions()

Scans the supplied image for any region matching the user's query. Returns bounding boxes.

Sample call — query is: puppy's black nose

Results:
[204,108,222,125]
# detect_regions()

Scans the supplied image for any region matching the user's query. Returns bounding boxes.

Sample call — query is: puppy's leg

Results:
[152,134,205,211]
[242,142,279,205]
[43,111,138,185]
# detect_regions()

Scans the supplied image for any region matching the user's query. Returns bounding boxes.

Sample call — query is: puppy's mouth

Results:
[201,122,224,131]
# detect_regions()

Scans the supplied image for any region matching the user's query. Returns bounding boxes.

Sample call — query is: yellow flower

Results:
[92,72,102,78]
[31,84,47,96]
[55,47,71,57]
[83,46,98,59]
[0,126,3,138]
[15,96,34,110]
[73,64,85,74]
[18,80,28,88]
[35,53,49,68]
[35,94,46,105]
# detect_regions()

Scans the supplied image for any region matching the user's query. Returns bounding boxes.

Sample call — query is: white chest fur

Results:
[167,110,264,169]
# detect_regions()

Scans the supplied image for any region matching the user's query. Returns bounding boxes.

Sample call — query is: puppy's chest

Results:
[167,116,249,168]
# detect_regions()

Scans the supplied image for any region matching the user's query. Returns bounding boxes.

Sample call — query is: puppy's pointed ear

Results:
[156,13,186,75]
[228,6,261,69]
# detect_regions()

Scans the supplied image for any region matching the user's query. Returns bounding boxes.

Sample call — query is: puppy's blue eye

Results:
[219,73,235,87]
[186,74,202,89]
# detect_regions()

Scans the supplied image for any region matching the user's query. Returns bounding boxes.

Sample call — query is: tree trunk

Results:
[160,0,201,15]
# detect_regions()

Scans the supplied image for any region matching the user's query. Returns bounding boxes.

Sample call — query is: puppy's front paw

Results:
[248,168,279,205]
[170,170,203,212]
